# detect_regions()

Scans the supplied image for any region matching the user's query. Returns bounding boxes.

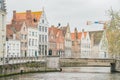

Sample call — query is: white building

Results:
[99,30,108,58]
[38,9,49,56]
[81,31,91,58]
[27,27,39,57]
[6,34,21,58]
[64,24,72,58]
[0,0,6,62]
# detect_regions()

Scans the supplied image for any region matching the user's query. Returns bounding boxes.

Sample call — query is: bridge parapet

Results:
[60,58,115,67]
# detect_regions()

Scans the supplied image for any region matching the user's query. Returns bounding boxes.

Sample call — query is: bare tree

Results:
[107,9,120,59]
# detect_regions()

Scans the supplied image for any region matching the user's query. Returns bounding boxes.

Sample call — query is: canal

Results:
[0,67,120,80]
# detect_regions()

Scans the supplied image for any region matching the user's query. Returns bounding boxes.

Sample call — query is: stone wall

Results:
[47,56,60,69]
[115,59,120,71]
[0,61,59,77]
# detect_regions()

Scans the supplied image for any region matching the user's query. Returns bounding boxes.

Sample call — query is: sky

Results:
[6,0,120,31]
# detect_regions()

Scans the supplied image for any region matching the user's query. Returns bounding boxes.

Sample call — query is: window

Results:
[45,35,47,42]
[32,39,34,46]
[39,35,41,42]
[29,39,31,46]
[72,41,74,46]
[45,45,47,55]
[35,32,37,37]
[32,32,34,36]
[45,27,47,32]
[42,26,44,32]
[39,45,41,55]
[29,31,31,36]
[35,39,37,46]
[42,19,44,23]
[25,35,27,39]
[42,45,44,55]
[42,35,44,42]
[39,26,41,31]
[21,34,23,39]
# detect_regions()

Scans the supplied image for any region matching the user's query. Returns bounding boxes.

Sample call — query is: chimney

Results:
[26,10,32,20]
[74,28,78,39]
[57,23,61,27]
[12,10,16,22]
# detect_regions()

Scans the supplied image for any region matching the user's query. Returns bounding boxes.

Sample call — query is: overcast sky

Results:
[6,0,120,31]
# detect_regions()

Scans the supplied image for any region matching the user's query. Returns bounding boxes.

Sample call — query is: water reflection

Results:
[0,67,120,80]
[0,72,120,80]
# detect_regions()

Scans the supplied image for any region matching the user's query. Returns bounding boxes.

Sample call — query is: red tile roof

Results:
[7,10,43,39]
[49,26,64,43]
[14,11,42,22]
[71,32,87,40]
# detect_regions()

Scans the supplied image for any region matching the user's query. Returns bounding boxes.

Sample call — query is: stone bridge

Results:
[60,58,117,72]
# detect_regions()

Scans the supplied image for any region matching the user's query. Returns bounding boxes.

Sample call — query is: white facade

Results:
[64,25,72,58]
[99,30,108,58]
[20,22,28,57]
[6,36,21,58]
[38,10,49,56]
[0,0,6,61]
[27,27,39,57]
[81,32,91,58]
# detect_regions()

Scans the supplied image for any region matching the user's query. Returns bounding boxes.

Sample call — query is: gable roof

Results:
[6,24,20,40]
[71,32,87,41]
[49,25,64,43]
[6,24,14,39]
[60,26,67,36]
[6,10,43,40]
[12,10,42,27]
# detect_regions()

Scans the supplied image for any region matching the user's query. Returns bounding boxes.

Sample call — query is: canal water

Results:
[0,67,120,80]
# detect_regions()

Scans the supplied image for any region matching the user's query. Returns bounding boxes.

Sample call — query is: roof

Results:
[7,10,43,40]
[89,30,103,45]
[6,24,20,40]
[6,24,14,39]
[49,25,64,43]
[60,26,67,36]
[12,10,43,27]
[71,32,87,41]
[15,11,42,21]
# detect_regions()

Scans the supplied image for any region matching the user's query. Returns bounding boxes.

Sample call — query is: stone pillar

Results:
[46,56,60,69]
[115,60,120,72]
